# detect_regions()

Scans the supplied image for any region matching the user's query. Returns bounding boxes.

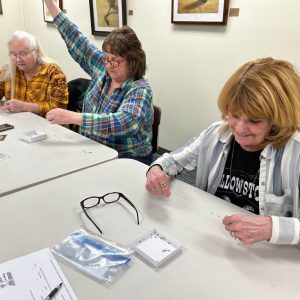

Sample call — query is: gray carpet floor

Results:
[153,153,196,187]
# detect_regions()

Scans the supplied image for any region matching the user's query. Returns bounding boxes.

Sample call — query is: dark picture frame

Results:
[43,0,63,23]
[89,0,127,36]
[0,0,3,15]
[171,0,229,25]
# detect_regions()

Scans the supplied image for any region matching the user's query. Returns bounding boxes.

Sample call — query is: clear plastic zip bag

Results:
[52,228,133,285]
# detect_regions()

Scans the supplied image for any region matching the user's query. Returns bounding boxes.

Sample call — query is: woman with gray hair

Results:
[0,30,68,117]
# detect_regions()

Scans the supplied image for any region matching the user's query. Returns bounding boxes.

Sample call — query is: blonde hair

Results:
[218,57,300,148]
[5,31,55,98]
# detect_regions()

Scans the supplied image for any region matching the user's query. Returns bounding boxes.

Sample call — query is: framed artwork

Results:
[0,0,3,15]
[43,0,63,23]
[89,0,127,36]
[171,0,229,25]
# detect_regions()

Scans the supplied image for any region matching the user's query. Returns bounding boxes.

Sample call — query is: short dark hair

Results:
[102,26,146,80]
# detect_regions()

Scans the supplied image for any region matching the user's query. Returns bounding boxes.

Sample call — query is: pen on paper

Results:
[44,282,63,300]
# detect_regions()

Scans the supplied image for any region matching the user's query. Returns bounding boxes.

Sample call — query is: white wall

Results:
[2,0,300,151]
[128,0,300,150]
[21,0,91,80]
[0,0,24,63]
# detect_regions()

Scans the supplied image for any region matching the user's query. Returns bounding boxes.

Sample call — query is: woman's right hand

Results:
[46,108,83,125]
[43,0,61,19]
[2,99,25,112]
[145,165,171,197]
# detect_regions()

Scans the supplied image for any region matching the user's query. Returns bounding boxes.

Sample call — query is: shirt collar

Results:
[104,72,134,90]
[17,63,48,79]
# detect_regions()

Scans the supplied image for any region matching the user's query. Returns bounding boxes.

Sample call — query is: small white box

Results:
[131,229,182,267]
[20,130,47,143]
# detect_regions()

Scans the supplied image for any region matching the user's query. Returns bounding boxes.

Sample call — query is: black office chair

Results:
[152,105,162,154]
[67,78,91,132]
[67,78,91,112]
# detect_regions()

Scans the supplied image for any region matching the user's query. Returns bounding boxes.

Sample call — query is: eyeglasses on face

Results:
[80,192,140,234]
[100,56,126,67]
[9,49,35,60]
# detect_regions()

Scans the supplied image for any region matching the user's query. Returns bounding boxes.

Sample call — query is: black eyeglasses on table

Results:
[80,192,140,234]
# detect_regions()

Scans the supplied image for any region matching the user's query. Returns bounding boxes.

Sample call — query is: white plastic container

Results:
[131,228,182,267]
[20,130,47,143]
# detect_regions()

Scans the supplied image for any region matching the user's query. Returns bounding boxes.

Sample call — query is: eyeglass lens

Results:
[101,56,124,67]
[10,50,34,59]
[81,197,100,208]
[82,193,120,208]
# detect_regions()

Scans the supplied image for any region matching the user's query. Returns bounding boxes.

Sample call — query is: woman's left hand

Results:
[222,214,272,245]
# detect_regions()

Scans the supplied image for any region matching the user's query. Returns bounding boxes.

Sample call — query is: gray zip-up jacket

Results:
[154,121,300,244]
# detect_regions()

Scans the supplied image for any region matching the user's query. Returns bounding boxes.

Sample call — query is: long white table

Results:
[0,159,299,299]
[0,111,117,197]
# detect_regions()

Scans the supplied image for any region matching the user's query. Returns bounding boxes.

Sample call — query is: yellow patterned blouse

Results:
[0,63,69,117]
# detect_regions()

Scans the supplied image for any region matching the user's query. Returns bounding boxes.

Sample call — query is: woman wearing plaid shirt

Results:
[0,31,68,117]
[44,0,153,165]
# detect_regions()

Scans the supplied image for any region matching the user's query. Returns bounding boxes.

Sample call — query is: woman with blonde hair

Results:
[146,57,300,246]
[0,30,68,116]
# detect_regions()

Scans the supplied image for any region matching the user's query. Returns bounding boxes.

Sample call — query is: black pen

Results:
[44,282,63,300]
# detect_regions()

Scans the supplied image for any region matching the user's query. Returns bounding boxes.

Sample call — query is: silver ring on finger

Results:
[160,182,167,188]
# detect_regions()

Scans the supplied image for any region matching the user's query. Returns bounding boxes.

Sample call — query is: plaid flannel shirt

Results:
[54,12,153,157]
[0,63,68,117]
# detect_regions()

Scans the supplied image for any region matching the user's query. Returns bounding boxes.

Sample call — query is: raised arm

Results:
[43,0,61,19]
[43,0,104,78]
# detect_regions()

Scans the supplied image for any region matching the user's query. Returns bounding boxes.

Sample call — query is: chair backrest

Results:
[67,78,91,132]
[67,78,91,112]
[152,105,162,153]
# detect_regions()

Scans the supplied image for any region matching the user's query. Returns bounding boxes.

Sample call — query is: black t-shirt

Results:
[215,139,261,214]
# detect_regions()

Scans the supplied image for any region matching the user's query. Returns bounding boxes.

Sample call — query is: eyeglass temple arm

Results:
[80,202,103,234]
[119,193,140,225]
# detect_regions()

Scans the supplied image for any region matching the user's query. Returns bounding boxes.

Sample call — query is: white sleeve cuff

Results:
[269,216,300,244]
[269,216,279,243]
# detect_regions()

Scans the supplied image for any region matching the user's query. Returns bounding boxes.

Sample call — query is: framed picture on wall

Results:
[0,0,3,15]
[171,0,229,25]
[89,0,127,36]
[43,0,63,23]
